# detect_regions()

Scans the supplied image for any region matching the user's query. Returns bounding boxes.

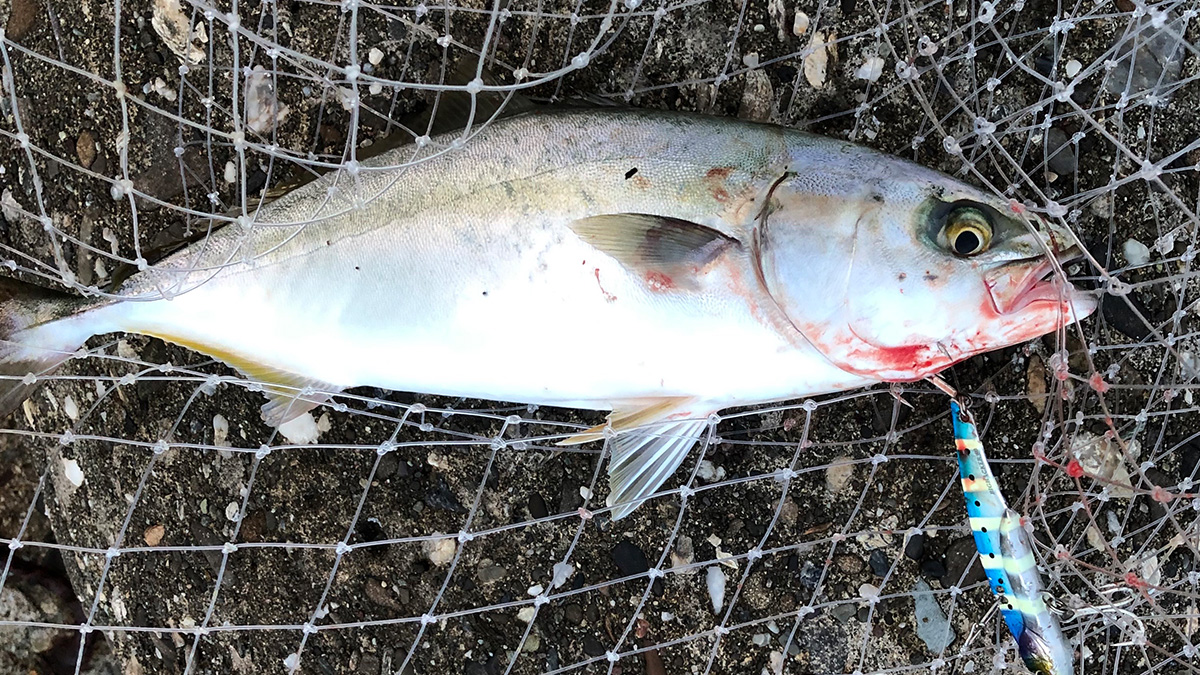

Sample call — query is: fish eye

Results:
[942,205,993,257]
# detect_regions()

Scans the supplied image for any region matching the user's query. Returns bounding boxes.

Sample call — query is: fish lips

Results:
[983,251,1097,320]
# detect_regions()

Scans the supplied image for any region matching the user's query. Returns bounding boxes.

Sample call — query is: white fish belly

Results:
[108,214,863,410]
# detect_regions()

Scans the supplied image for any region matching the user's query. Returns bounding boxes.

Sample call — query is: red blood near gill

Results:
[645,271,674,291]
[705,166,733,180]
[1089,372,1109,393]
[1065,459,1085,478]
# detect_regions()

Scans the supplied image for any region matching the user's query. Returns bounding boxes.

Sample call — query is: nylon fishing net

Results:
[0,0,1197,673]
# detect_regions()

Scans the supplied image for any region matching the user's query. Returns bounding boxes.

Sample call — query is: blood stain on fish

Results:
[594,268,617,302]
[645,271,674,291]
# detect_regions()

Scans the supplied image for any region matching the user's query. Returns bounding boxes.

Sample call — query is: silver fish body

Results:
[4,109,1096,518]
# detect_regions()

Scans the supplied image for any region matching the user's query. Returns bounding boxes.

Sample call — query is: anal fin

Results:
[560,398,713,520]
[141,331,341,426]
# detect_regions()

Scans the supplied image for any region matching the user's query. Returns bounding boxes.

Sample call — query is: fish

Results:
[951,398,1074,674]
[0,108,1096,519]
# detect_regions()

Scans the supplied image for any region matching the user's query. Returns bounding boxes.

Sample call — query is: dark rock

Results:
[920,558,946,579]
[1179,439,1199,483]
[355,518,389,555]
[1045,127,1077,176]
[904,533,925,561]
[7,0,40,42]
[612,541,649,577]
[357,653,380,673]
[425,478,467,513]
[941,537,985,586]
[376,452,400,480]
[582,635,606,657]
[839,0,857,15]
[830,603,857,624]
[856,606,870,622]
[564,604,583,624]
[528,493,549,519]
[799,560,821,589]
[868,549,889,577]
[1102,293,1154,341]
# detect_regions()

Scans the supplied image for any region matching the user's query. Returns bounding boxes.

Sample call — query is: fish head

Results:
[755,160,1097,381]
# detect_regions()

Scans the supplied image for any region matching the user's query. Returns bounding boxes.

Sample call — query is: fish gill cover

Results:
[0,0,1197,674]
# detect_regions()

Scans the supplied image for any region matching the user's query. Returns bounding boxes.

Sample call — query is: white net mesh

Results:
[0,0,1198,673]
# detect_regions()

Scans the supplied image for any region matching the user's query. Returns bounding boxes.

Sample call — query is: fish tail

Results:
[0,276,107,420]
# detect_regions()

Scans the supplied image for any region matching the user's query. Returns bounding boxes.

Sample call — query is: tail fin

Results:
[0,276,99,420]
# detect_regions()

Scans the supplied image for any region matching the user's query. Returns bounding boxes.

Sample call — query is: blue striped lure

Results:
[951,399,1074,675]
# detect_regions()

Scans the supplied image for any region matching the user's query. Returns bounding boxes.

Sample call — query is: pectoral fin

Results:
[569,214,738,291]
[559,398,712,519]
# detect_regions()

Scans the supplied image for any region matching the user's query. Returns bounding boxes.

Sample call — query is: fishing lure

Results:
[950,398,1074,675]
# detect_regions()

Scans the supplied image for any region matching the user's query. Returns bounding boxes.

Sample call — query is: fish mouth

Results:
[984,249,1093,317]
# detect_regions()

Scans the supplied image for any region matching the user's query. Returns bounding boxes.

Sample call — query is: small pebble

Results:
[612,541,649,576]
[904,533,925,560]
[551,562,574,588]
[913,578,956,652]
[424,536,456,566]
[792,10,809,36]
[830,603,857,623]
[63,395,79,421]
[1123,238,1150,266]
[63,458,84,487]
[144,524,165,546]
[564,604,583,624]
[528,493,549,519]
[854,56,884,82]
[212,414,229,446]
[696,460,725,482]
[278,412,320,444]
[516,606,536,623]
[477,563,507,584]
[706,566,726,613]
[76,131,98,169]
[1064,58,1082,78]
[223,160,237,184]
[582,636,605,657]
[825,456,855,492]
[941,537,984,585]
[921,558,947,579]
[752,633,769,646]
[868,549,889,576]
[798,560,821,589]
[368,47,384,65]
